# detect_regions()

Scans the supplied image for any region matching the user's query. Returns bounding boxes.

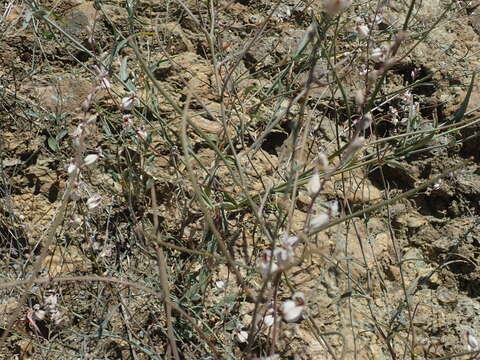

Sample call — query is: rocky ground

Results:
[1,0,480,359]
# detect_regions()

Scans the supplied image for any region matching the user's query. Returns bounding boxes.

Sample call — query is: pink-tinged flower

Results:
[281,292,305,323]
[369,12,383,25]
[410,67,421,81]
[121,93,139,110]
[122,115,134,129]
[94,65,111,89]
[86,194,102,209]
[234,325,248,343]
[136,127,148,141]
[83,154,99,166]
[258,249,279,278]
[72,124,84,138]
[274,232,299,267]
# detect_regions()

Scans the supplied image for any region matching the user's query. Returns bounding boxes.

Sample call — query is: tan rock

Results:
[156,22,195,53]
[27,76,92,114]
[395,212,428,229]
[323,176,383,204]
[42,245,90,276]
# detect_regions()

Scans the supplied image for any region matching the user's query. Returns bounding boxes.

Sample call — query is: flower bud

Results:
[67,162,79,177]
[306,169,321,197]
[83,154,99,166]
[309,213,330,229]
[467,329,479,351]
[318,152,329,170]
[86,194,102,210]
[355,90,365,107]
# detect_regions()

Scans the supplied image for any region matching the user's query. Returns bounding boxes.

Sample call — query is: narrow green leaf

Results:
[47,137,59,152]
[449,71,476,124]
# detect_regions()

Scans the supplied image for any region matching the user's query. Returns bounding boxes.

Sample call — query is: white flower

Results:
[432,179,443,190]
[402,90,413,104]
[51,309,62,325]
[356,24,369,39]
[67,162,79,177]
[389,106,399,124]
[121,93,139,110]
[306,169,321,197]
[215,280,225,289]
[45,294,58,308]
[370,11,383,25]
[371,45,390,63]
[257,356,280,360]
[309,213,330,229]
[236,329,248,343]
[86,194,102,209]
[34,308,46,321]
[83,154,99,166]
[258,250,279,278]
[262,308,275,327]
[359,64,368,76]
[281,292,305,323]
